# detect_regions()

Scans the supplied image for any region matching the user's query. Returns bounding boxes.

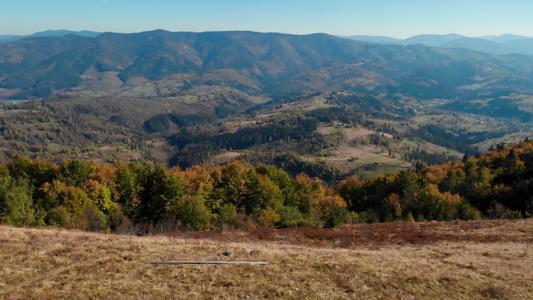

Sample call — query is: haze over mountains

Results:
[0,30,101,44]
[4,30,533,56]
[344,33,533,56]
[2,29,533,100]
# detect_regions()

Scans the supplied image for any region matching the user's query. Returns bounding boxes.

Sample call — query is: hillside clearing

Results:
[1,220,532,299]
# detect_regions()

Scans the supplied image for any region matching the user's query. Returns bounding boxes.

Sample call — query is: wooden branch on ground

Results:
[150,261,268,265]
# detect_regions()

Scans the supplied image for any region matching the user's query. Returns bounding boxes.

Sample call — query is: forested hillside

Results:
[0,91,478,184]
[3,30,533,99]
[1,140,531,232]
[3,30,533,181]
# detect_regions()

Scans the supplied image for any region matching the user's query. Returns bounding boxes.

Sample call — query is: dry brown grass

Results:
[1,219,532,299]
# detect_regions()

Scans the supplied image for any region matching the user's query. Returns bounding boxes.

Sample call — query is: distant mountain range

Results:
[2,30,533,99]
[4,31,532,56]
[343,33,533,56]
[0,30,101,44]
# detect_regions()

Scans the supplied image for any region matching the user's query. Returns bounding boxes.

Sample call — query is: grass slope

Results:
[1,220,532,299]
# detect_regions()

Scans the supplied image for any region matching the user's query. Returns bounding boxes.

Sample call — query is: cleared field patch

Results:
[47,143,62,151]
[322,142,410,174]
[411,112,505,133]
[332,143,376,159]
[401,139,462,158]
[300,95,334,111]
[344,128,375,140]
[224,120,257,133]
[474,132,533,152]
[343,128,394,141]
[97,145,144,161]
[317,125,335,135]
[255,96,333,119]
[176,95,200,104]
[514,94,533,113]
[209,151,242,166]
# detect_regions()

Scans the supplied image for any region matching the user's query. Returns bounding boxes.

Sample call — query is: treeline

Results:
[243,92,323,114]
[338,140,533,222]
[410,124,506,153]
[401,148,458,168]
[306,107,362,125]
[330,93,414,119]
[144,106,237,133]
[2,141,532,233]
[0,156,349,232]
[238,151,344,185]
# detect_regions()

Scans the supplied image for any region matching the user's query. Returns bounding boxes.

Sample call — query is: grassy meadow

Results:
[1,219,532,299]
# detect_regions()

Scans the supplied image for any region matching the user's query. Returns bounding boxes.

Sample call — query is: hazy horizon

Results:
[2,29,532,40]
[2,0,533,39]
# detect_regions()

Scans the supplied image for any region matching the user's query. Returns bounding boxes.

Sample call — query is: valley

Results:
[3,0,533,297]
[1,30,533,228]
[0,87,528,184]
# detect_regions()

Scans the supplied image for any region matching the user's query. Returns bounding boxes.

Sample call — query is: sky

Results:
[2,0,533,38]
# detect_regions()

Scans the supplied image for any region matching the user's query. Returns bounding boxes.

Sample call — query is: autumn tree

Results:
[58,159,93,187]
[410,184,448,221]
[324,204,349,228]
[114,162,148,219]
[0,176,34,226]
[136,164,185,225]
[7,155,58,188]
[171,194,212,231]
[211,161,258,214]
[285,173,324,215]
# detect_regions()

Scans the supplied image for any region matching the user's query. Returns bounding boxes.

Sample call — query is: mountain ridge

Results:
[2,30,533,99]
[345,33,533,56]
[0,30,101,44]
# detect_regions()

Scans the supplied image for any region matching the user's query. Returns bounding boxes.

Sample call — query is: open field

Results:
[209,151,243,166]
[1,220,532,299]
[312,140,410,175]
[313,123,411,176]
[474,132,533,152]
[410,111,506,133]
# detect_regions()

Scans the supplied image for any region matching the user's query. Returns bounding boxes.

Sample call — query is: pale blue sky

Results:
[2,0,532,38]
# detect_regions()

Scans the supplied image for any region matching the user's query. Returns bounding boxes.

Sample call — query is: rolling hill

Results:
[2,30,533,99]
